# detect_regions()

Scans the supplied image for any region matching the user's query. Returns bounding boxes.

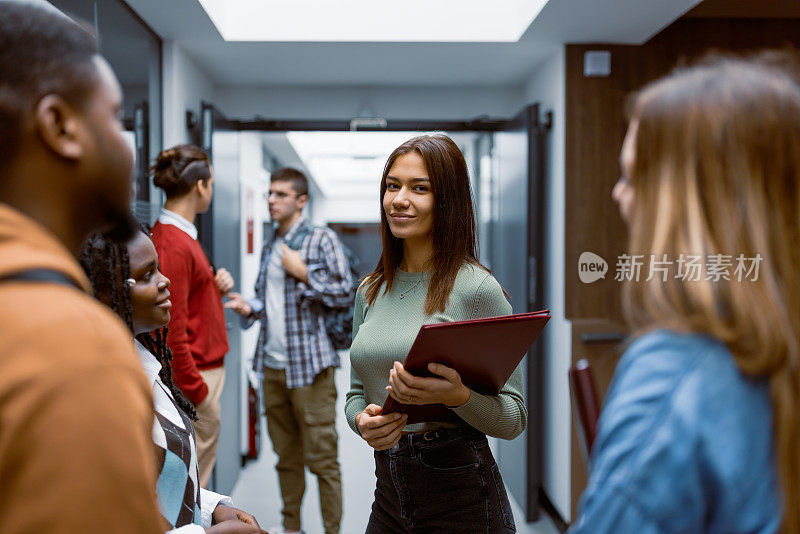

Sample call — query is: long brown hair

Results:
[624,54,800,532]
[363,134,489,314]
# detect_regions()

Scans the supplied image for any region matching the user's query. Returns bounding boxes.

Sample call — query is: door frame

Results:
[199,101,553,521]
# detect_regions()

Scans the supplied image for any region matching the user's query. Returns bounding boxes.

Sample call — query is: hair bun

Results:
[151,144,211,199]
[156,148,178,165]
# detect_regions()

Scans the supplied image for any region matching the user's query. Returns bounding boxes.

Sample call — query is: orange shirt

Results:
[0,203,163,533]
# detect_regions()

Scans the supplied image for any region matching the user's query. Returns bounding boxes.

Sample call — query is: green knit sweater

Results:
[344,263,527,438]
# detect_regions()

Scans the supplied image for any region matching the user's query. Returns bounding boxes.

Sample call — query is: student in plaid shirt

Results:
[226,168,352,534]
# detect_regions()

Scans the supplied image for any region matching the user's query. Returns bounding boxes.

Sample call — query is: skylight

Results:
[197,0,549,42]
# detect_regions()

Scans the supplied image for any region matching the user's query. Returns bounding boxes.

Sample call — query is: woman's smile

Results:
[390,213,416,223]
[156,294,171,310]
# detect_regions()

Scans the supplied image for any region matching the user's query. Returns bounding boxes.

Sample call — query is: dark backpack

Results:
[285,225,359,350]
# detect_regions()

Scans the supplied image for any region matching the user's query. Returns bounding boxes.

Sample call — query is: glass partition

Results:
[48,0,162,223]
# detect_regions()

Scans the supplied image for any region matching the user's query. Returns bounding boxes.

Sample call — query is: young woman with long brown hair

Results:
[345,134,525,533]
[571,54,800,533]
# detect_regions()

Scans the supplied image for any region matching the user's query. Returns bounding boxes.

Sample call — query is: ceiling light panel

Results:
[197,0,549,42]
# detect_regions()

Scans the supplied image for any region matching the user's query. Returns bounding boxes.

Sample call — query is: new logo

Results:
[578,252,608,283]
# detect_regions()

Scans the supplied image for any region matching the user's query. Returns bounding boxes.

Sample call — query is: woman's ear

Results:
[195,178,210,198]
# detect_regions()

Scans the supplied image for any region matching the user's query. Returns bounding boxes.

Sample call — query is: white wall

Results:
[236,133,270,454]
[524,49,572,520]
[157,41,217,213]
[237,132,270,359]
[162,41,216,146]
[214,85,526,121]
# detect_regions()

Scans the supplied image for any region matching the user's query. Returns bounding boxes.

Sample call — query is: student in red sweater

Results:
[150,144,234,487]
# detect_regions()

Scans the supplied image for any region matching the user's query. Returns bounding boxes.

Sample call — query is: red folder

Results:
[382,310,550,424]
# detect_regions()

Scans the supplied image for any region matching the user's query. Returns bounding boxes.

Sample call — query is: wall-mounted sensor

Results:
[584,50,611,77]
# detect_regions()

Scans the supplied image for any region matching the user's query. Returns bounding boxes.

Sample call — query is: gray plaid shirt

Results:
[245,218,352,388]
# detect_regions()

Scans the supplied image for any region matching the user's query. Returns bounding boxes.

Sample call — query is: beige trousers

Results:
[195,365,226,488]
[263,366,342,534]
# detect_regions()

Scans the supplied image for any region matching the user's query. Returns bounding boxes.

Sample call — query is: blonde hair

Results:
[624,54,800,533]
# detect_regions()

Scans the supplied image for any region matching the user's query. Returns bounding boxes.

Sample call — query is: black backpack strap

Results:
[0,269,81,290]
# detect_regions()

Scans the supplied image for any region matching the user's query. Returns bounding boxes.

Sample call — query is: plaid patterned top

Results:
[246,218,353,388]
[134,341,233,532]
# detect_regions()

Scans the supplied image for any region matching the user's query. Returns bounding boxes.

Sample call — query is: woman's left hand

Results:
[212,504,260,527]
[387,362,471,407]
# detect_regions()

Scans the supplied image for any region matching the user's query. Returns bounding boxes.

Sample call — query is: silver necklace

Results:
[399,274,424,299]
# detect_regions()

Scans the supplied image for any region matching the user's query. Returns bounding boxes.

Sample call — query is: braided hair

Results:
[80,229,198,421]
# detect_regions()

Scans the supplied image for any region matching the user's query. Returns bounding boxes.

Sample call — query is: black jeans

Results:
[365,427,516,534]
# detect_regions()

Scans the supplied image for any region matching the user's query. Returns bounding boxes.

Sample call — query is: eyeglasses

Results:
[268,191,296,200]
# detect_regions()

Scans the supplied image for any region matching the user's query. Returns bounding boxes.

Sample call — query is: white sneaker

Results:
[267,527,304,534]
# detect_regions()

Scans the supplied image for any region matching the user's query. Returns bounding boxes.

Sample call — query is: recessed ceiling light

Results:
[197,0,549,42]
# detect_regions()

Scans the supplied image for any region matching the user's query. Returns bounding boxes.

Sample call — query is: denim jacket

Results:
[570,330,782,533]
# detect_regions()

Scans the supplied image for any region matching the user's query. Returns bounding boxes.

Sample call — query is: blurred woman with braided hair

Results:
[80,228,266,534]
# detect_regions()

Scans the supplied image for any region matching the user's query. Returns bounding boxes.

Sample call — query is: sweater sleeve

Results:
[449,274,528,439]
[199,488,234,528]
[159,242,208,406]
[345,288,368,434]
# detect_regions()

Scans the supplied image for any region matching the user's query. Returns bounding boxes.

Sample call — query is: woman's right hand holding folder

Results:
[356,404,408,450]
[387,361,471,408]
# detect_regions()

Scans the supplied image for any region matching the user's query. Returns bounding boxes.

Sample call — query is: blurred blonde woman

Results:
[571,54,800,533]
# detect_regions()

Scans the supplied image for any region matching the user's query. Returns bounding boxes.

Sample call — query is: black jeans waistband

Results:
[387,426,485,454]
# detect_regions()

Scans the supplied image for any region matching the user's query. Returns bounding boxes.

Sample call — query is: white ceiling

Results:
[124,0,702,87]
